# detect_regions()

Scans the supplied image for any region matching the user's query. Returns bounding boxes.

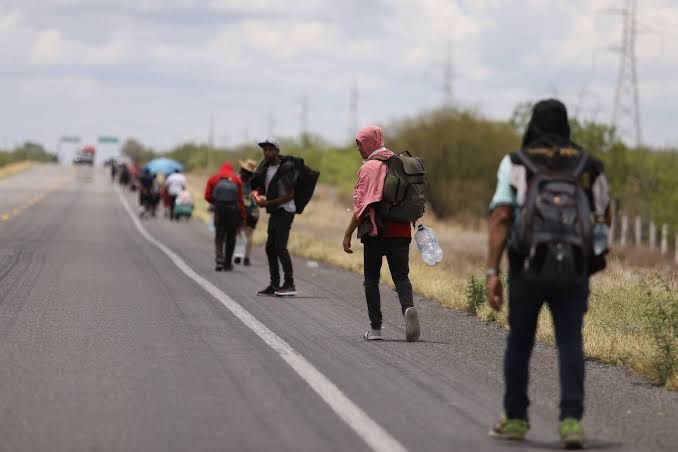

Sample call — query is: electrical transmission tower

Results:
[611,0,642,146]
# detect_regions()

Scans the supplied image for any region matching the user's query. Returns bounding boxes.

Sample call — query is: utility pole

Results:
[207,114,215,169]
[611,0,642,146]
[300,94,309,141]
[348,79,359,139]
[442,39,454,107]
[267,110,276,138]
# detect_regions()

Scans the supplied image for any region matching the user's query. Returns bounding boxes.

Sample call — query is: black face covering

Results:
[522,99,572,149]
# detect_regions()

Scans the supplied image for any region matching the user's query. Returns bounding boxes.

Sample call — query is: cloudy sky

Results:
[1,0,676,159]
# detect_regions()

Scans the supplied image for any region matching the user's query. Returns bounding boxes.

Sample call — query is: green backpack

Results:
[369,151,426,223]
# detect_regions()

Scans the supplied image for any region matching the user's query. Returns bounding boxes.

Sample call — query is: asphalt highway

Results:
[0,165,675,452]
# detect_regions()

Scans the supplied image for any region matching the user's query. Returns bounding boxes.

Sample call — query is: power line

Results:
[611,0,642,146]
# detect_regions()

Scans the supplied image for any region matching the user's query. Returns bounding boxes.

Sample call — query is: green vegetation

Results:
[642,276,678,386]
[465,274,486,315]
[125,104,678,232]
[0,142,57,167]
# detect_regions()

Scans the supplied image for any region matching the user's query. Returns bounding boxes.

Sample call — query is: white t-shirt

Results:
[165,173,186,196]
[265,164,296,213]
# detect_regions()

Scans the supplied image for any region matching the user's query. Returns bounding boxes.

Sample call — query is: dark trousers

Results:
[214,203,240,266]
[363,237,414,330]
[265,210,294,287]
[504,274,589,421]
[169,195,178,219]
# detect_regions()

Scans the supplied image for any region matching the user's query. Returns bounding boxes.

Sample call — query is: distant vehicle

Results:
[73,145,96,165]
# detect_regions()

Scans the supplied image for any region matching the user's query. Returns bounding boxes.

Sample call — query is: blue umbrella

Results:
[143,158,183,175]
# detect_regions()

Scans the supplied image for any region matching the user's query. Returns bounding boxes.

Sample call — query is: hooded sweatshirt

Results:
[204,162,246,221]
[353,125,411,238]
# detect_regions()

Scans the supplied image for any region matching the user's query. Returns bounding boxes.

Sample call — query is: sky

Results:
[1,0,677,162]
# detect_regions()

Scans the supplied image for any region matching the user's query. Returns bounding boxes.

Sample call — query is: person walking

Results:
[250,139,298,297]
[486,99,610,449]
[165,169,187,220]
[342,125,420,342]
[204,162,245,271]
[235,159,260,266]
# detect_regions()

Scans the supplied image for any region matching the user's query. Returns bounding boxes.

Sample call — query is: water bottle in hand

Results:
[208,213,215,233]
[415,225,443,266]
[593,222,609,256]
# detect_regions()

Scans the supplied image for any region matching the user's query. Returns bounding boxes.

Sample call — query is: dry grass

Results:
[186,173,677,390]
[0,161,34,179]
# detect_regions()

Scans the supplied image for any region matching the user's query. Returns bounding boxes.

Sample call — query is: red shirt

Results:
[382,220,412,238]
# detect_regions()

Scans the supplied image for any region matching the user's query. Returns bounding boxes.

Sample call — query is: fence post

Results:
[609,205,616,245]
[620,215,628,247]
[661,224,669,255]
[649,221,657,250]
[635,216,642,247]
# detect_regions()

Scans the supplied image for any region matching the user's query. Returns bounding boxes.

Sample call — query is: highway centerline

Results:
[115,187,408,452]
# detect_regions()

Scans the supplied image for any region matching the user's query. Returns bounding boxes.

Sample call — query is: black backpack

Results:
[212,178,240,204]
[289,157,319,214]
[510,149,593,286]
[369,151,426,223]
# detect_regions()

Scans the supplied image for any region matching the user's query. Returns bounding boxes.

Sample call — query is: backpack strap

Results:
[570,150,589,179]
[367,154,390,162]
[516,149,539,175]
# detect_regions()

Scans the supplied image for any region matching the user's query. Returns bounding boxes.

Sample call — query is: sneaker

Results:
[275,284,297,297]
[489,415,529,441]
[234,257,242,264]
[559,418,584,449]
[363,329,383,341]
[257,285,278,296]
[243,258,251,266]
[215,263,224,272]
[404,307,420,342]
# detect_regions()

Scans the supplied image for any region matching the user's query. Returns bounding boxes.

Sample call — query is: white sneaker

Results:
[363,329,383,341]
[404,307,420,342]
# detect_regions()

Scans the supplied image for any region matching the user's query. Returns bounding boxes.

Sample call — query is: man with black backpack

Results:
[250,140,299,297]
[486,99,610,449]
[204,162,245,271]
[343,125,425,342]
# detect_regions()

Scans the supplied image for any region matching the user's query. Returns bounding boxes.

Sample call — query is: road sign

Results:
[60,136,81,143]
[98,136,119,144]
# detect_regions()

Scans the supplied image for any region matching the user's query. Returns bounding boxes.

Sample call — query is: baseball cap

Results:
[257,138,280,150]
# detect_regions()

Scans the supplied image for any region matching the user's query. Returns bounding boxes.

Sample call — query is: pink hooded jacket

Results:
[353,125,394,237]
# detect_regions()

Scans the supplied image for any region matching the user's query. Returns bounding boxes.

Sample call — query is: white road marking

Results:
[116,188,408,452]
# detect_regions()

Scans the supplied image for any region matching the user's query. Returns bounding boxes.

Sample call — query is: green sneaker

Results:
[489,415,529,441]
[559,418,584,449]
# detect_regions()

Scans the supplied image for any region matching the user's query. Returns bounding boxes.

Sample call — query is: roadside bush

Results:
[642,276,678,387]
[465,274,486,315]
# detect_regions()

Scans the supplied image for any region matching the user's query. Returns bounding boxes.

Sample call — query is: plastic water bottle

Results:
[208,213,215,233]
[415,225,443,266]
[593,222,609,256]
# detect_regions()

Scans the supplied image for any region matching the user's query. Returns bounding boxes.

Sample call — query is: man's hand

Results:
[343,234,353,254]
[487,275,504,311]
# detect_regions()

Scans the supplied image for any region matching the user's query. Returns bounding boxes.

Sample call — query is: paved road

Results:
[0,165,675,452]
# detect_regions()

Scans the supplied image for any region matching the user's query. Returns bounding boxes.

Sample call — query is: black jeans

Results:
[214,203,240,266]
[265,209,294,287]
[504,274,589,421]
[363,237,413,330]
[169,195,178,219]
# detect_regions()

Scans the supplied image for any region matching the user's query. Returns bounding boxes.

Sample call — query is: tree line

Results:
[120,106,678,230]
